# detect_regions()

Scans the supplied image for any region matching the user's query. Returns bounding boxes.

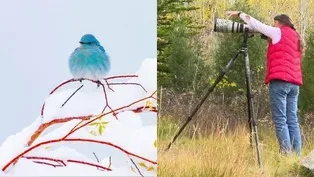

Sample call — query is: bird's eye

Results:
[79,42,93,44]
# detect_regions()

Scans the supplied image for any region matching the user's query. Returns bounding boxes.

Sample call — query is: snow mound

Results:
[0,58,157,176]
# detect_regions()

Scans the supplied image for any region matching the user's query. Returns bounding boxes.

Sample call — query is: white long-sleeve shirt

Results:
[239,12,281,44]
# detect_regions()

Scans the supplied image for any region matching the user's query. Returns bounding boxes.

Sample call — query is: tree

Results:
[213,2,268,95]
[163,21,210,93]
[157,0,204,89]
[299,32,314,113]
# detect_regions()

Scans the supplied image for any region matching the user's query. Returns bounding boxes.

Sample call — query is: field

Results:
[158,116,314,177]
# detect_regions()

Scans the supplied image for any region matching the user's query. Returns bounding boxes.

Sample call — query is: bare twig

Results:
[61,85,84,107]
[92,152,100,163]
[92,152,101,171]
[130,158,144,177]
[108,156,112,169]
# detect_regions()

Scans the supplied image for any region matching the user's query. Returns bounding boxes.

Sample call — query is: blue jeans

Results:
[269,79,302,155]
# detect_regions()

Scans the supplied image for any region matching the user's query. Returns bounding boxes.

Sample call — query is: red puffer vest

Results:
[265,26,303,85]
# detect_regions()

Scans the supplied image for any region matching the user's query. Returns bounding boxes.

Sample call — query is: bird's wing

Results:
[97,44,106,52]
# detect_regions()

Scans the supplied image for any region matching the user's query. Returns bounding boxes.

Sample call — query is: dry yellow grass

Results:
[158,122,314,177]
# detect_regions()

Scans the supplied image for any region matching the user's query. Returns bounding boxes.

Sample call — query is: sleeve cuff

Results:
[239,12,249,21]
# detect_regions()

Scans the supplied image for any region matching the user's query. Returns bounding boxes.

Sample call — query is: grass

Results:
[158,117,314,177]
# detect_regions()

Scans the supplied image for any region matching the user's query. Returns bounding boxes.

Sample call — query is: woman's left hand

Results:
[226,11,241,18]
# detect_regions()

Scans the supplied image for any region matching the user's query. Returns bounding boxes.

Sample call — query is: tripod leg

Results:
[165,50,241,152]
[243,50,262,168]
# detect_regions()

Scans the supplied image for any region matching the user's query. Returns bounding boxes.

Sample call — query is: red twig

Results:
[111,106,158,115]
[41,79,77,117]
[105,75,138,80]
[99,82,117,119]
[132,106,158,113]
[104,79,114,92]
[23,156,66,166]
[63,119,86,140]
[111,106,157,116]
[150,90,157,100]
[108,82,147,93]
[68,160,111,171]
[24,156,111,171]
[32,161,63,168]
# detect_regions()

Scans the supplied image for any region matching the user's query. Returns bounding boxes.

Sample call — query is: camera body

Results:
[214,18,258,33]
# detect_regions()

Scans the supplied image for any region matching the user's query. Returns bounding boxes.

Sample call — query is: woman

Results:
[226,11,303,155]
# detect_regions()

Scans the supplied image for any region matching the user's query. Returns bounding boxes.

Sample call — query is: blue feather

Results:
[68,34,110,80]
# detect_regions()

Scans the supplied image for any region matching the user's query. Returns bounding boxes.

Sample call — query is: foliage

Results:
[157,0,208,93]
[213,1,268,97]
[164,24,210,93]
[299,32,314,113]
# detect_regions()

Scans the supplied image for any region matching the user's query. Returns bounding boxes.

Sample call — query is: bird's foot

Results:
[96,80,101,88]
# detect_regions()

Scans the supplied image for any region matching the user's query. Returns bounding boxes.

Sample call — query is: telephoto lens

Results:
[214,18,257,33]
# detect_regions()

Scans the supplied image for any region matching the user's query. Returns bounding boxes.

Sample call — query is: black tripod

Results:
[165,28,262,168]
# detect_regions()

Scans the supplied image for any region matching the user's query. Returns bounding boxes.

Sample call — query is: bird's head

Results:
[79,34,100,45]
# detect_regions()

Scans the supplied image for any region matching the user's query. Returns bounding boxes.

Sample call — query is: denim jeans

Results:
[269,79,302,155]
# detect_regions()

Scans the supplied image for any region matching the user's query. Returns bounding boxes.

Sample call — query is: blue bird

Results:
[68,34,110,83]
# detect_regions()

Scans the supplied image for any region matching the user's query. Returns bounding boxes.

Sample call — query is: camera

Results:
[214,18,258,33]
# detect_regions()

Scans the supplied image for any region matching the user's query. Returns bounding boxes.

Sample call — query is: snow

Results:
[0,58,157,176]
[0,117,42,169]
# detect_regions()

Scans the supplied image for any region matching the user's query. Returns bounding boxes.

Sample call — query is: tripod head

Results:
[241,27,251,48]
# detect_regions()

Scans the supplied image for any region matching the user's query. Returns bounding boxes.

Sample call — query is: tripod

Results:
[165,28,262,168]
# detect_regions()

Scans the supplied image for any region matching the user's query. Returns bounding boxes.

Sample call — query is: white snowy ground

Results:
[0,58,157,176]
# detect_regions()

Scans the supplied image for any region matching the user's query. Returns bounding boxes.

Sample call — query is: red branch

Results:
[62,92,157,139]
[41,79,76,117]
[27,115,93,146]
[41,78,101,118]
[4,76,157,174]
[64,138,157,164]
[3,136,157,171]
[41,75,145,118]
[29,102,157,147]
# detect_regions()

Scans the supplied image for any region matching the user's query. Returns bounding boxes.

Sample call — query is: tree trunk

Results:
[299,0,307,47]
